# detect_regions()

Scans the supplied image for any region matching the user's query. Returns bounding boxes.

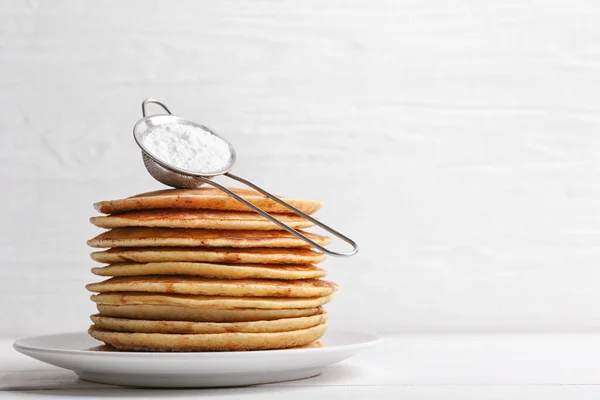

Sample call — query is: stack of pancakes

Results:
[86,188,336,351]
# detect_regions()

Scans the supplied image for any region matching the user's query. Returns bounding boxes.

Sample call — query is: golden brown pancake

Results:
[91,262,327,280]
[86,276,338,297]
[91,292,334,309]
[87,340,324,351]
[90,209,314,230]
[90,311,328,334]
[87,227,331,249]
[88,322,328,351]
[91,247,326,264]
[88,188,333,352]
[94,188,322,215]
[97,304,323,322]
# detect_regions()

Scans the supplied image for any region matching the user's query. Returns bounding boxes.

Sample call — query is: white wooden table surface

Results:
[3,333,600,399]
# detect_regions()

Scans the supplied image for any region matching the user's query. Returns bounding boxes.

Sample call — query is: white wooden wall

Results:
[2,0,600,337]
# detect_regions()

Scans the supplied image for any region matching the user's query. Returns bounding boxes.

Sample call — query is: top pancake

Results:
[90,209,315,230]
[94,188,322,215]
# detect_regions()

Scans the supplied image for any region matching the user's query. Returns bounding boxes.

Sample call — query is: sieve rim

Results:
[133,114,237,178]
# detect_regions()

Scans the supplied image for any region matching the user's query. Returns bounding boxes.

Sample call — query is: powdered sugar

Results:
[141,123,232,173]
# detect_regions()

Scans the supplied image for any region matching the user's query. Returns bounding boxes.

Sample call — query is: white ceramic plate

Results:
[13,330,381,388]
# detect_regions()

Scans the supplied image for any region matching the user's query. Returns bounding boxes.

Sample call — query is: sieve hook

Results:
[142,99,172,117]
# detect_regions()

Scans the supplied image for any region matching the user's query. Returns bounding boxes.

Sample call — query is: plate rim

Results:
[13,329,382,358]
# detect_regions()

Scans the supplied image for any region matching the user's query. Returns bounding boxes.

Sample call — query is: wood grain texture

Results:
[2,0,600,337]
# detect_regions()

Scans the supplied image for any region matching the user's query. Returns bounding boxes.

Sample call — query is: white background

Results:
[1,0,600,338]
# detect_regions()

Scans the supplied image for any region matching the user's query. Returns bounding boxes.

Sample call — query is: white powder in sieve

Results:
[142,123,232,172]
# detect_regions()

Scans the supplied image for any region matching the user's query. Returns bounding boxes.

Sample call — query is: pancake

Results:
[87,227,331,249]
[97,304,322,322]
[86,276,338,297]
[91,262,327,280]
[90,311,328,334]
[90,209,314,230]
[88,340,324,351]
[94,188,322,215]
[91,292,334,309]
[91,247,326,264]
[88,322,328,351]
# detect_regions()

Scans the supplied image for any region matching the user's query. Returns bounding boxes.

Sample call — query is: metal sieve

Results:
[133,99,358,257]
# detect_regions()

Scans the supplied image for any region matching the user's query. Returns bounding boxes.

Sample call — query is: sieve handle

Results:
[142,99,172,117]
[194,174,359,257]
